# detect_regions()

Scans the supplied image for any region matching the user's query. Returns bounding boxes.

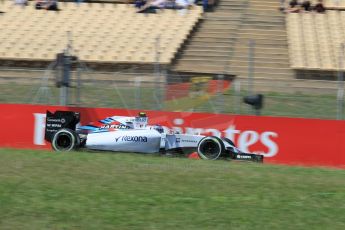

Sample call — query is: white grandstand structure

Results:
[0,1,202,64]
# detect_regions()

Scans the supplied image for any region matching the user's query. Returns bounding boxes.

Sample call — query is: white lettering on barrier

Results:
[204,128,221,137]
[238,130,259,153]
[260,132,279,157]
[33,113,46,145]
[224,125,241,142]
[185,127,204,135]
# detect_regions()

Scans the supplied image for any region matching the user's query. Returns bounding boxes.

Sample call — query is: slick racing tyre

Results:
[51,128,80,152]
[197,136,225,160]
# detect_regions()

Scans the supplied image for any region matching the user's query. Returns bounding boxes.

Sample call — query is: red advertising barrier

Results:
[0,103,344,168]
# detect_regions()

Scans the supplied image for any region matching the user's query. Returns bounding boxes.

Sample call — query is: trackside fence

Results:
[0,67,343,120]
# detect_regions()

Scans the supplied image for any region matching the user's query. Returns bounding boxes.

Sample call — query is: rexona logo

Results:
[117,135,148,142]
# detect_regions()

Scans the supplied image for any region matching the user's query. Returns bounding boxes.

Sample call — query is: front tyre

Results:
[197,136,225,160]
[51,128,80,152]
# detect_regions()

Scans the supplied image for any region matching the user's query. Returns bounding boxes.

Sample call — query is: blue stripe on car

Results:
[78,125,98,130]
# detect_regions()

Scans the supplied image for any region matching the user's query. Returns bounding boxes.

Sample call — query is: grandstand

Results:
[287,10,345,71]
[173,0,295,81]
[0,1,202,64]
[0,0,344,104]
[311,0,345,9]
[0,1,342,74]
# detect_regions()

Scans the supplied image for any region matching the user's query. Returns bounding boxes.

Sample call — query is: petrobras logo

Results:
[115,135,148,143]
[181,139,198,143]
[135,117,148,123]
[236,154,252,159]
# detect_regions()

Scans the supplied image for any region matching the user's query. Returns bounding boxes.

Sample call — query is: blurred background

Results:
[1,0,345,119]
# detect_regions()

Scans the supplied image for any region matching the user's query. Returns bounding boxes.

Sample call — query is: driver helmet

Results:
[138,112,147,117]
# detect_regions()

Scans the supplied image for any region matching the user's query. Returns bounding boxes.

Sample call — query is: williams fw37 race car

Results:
[45,110,263,162]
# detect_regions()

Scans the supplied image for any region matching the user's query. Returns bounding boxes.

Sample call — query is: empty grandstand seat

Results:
[286,10,345,71]
[0,1,202,64]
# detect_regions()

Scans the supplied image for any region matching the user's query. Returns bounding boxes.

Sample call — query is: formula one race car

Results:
[44,110,263,162]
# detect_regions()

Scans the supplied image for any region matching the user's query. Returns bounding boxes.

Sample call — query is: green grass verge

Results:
[0,82,209,111]
[0,83,341,119]
[0,148,345,229]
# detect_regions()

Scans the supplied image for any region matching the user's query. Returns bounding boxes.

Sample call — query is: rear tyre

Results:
[197,136,225,160]
[51,128,80,152]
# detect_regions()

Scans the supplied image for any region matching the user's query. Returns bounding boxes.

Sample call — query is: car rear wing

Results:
[45,110,80,142]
